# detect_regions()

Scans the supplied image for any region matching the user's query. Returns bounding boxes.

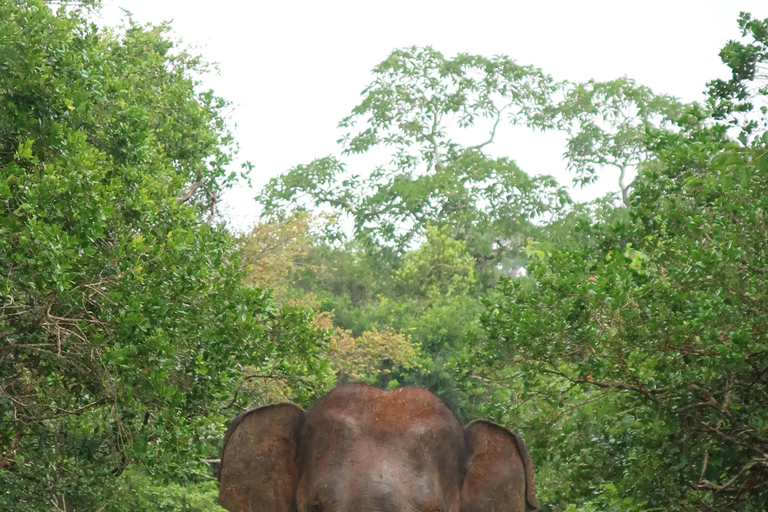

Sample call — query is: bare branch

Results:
[466,103,510,152]
[699,450,709,482]
[205,190,218,226]
[695,459,759,493]
[618,164,630,206]
[541,362,668,398]
[428,113,444,172]
[176,167,204,204]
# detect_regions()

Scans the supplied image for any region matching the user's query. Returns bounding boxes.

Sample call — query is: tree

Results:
[555,78,685,206]
[394,224,477,298]
[330,326,421,386]
[0,3,329,510]
[708,12,768,136]
[260,47,569,271]
[237,213,317,293]
[475,16,768,511]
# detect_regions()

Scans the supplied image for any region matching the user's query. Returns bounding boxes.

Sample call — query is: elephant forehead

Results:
[304,385,463,437]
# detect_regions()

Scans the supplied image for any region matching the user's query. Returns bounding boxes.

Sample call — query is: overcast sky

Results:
[98,1,768,230]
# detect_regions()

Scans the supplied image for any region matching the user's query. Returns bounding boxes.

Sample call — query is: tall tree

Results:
[0,3,329,510]
[475,15,768,511]
[260,47,569,272]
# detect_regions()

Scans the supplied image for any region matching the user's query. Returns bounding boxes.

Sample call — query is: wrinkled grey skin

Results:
[218,384,537,512]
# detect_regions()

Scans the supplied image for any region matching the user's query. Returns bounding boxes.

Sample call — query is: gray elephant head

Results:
[218,384,537,512]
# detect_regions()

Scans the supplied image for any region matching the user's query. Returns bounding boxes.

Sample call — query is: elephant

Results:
[218,383,537,512]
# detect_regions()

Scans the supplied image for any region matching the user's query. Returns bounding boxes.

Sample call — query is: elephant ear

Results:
[218,403,305,512]
[461,420,537,512]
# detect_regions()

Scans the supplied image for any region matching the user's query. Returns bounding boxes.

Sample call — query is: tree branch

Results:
[176,167,204,204]
[205,190,218,226]
[428,113,444,172]
[466,103,509,152]
[618,164,630,206]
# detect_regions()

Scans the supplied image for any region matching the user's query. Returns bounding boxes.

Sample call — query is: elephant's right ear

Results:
[218,403,305,512]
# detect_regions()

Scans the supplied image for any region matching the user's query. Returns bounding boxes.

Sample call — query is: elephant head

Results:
[218,384,537,512]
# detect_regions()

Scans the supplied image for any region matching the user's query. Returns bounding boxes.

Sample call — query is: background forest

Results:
[1,1,767,510]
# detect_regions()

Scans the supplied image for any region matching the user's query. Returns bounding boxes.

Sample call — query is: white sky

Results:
[97,1,768,231]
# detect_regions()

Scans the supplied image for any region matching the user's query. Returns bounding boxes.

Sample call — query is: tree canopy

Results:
[474,16,768,510]
[260,47,569,270]
[0,2,329,510]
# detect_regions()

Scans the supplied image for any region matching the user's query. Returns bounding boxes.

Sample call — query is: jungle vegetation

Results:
[1,1,766,510]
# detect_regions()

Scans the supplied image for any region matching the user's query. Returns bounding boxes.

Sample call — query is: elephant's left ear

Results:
[461,420,537,512]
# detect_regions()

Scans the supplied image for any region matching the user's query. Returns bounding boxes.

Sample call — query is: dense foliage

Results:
[476,16,768,511]
[257,11,768,512]
[481,134,768,509]
[0,2,328,510]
